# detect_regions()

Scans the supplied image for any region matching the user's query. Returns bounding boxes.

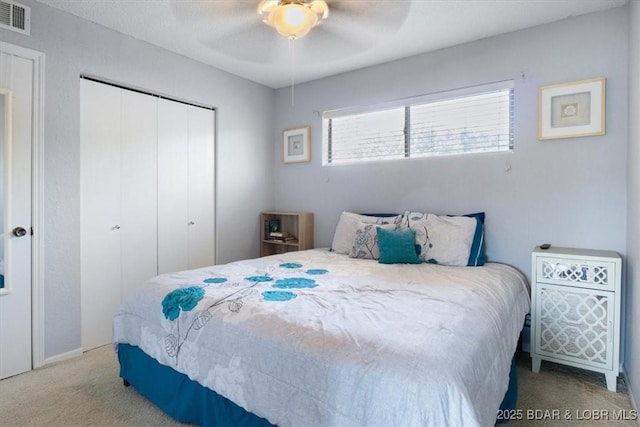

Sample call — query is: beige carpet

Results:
[0,346,637,426]
[512,353,638,426]
[0,345,185,427]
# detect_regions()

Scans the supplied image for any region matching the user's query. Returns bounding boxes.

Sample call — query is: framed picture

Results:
[282,126,311,163]
[538,77,606,140]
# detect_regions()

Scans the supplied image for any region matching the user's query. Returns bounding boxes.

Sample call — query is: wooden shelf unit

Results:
[260,211,313,257]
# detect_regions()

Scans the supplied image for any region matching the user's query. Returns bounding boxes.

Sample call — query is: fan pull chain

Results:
[289,37,296,106]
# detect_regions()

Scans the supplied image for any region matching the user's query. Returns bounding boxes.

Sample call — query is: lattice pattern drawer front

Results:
[536,285,613,369]
[536,257,616,291]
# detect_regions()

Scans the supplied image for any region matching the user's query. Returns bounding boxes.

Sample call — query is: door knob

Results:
[12,227,27,237]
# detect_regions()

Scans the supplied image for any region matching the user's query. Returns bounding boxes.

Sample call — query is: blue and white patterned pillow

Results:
[401,211,486,266]
[331,212,402,255]
[349,222,396,260]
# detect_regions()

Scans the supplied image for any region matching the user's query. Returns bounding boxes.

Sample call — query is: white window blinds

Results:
[323,80,514,165]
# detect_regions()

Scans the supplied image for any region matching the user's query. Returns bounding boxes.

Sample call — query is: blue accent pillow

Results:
[467,217,486,266]
[459,213,486,266]
[376,228,422,264]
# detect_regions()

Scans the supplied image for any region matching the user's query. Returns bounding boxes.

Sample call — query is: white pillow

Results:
[349,222,396,260]
[404,212,477,266]
[331,212,401,255]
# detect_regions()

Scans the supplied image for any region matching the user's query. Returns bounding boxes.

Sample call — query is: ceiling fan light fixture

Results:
[258,0,328,40]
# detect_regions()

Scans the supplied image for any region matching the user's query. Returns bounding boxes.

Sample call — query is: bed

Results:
[113,212,530,427]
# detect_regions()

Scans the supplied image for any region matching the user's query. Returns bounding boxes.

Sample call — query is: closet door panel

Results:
[120,90,158,298]
[157,98,189,274]
[80,79,122,350]
[187,106,215,269]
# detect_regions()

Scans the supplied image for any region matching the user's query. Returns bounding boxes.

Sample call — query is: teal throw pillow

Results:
[377,228,422,264]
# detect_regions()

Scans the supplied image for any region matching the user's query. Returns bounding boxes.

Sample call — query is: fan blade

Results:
[288,0,411,62]
[202,23,287,64]
[169,0,262,37]
[170,0,257,23]
[169,0,282,64]
[327,0,411,34]
[291,24,372,63]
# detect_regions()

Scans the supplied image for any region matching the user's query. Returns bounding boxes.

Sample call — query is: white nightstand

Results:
[530,246,622,392]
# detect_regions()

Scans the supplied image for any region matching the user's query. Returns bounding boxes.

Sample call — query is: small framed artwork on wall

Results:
[538,77,606,140]
[282,126,311,163]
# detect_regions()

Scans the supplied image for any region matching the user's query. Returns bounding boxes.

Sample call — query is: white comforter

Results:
[113,249,530,427]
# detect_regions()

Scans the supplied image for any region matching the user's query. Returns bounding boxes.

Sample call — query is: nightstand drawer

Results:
[534,283,614,370]
[535,256,617,292]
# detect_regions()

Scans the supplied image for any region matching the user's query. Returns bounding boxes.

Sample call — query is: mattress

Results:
[113,249,530,426]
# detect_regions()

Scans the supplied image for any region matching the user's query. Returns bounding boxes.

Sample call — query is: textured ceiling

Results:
[35,0,627,89]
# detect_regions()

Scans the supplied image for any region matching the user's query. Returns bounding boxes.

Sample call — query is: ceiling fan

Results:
[169,0,411,65]
[257,0,330,40]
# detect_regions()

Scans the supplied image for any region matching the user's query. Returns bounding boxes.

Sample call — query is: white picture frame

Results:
[282,126,311,163]
[538,77,606,140]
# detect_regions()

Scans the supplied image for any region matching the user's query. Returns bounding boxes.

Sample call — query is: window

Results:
[323,81,514,165]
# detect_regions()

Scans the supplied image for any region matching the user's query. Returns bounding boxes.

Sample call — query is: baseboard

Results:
[623,365,639,413]
[42,347,83,366]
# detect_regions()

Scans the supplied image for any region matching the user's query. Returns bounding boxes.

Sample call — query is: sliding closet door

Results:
[80,79,122,351]
[157,99,215,274]
[157,99,189,274]
[81,81,160,350]
[120,89,158,299]
[82,80,215,349]
[187,105,215,269]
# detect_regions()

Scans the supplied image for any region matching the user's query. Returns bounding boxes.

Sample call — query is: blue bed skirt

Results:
[118,343,518,425]
[117,343,273,426]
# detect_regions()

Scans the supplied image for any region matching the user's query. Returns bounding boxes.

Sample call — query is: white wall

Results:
[625,0,640,409]
[0,0,274,359]
[272,7,628,282]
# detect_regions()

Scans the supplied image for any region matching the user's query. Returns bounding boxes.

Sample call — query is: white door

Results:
[80,79,122,351]
[120,89,158,300]
[187,105,215,269]
[157,99,189,274]
[81,81,161,350]
[157,100,215,274]
[0,52,34,379]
